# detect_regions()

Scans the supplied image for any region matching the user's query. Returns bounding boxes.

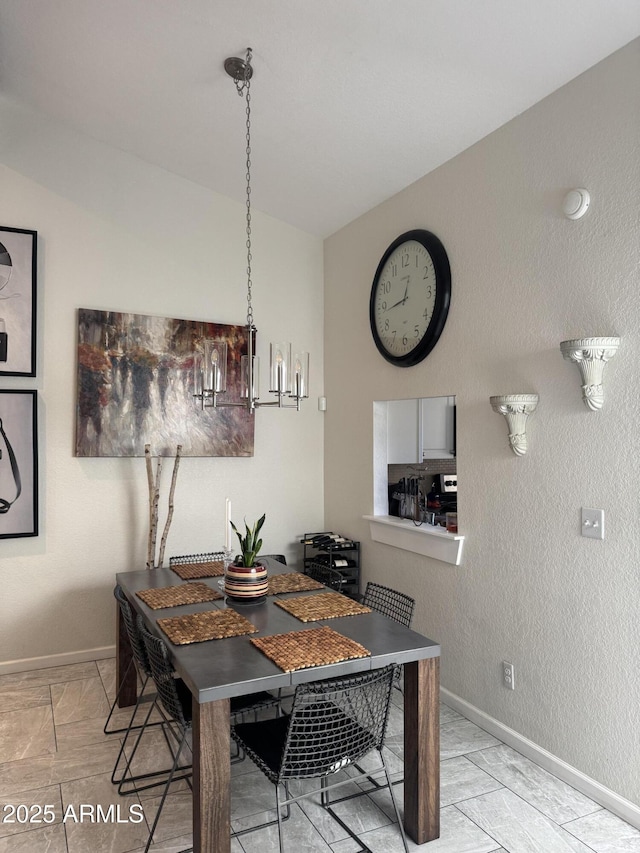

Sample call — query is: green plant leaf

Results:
[229,513,266,566]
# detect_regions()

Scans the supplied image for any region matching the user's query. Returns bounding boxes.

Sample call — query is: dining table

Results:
[115,557,441,853]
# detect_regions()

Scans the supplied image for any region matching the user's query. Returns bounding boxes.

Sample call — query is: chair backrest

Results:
[114,585,152,677]
[262,554,287,565]
[137,617,190,729]
[362,582,415,628]
[306,561,344,592]
[279,664,395,781]
[169,551,225,566]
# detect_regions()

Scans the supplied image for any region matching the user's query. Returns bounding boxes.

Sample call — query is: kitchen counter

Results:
[363,514,464,565]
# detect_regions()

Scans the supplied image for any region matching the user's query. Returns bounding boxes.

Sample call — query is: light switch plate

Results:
[581,508,604,540]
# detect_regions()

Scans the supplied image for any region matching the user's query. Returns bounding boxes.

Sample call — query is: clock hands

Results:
[386,296,406,311]
[385,277,410,311]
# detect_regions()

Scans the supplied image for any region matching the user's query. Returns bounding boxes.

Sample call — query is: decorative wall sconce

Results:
[490,394,539,456]
[560,337,619,411]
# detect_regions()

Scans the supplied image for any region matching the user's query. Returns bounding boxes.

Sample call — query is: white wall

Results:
[0,96,324,666]
[324,41,640,806]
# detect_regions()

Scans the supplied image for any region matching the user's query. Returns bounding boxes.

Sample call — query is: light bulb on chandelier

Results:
[194,48,309,413]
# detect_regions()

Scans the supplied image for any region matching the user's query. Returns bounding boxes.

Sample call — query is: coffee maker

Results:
[426,473,457,526]
[438,473,457,507]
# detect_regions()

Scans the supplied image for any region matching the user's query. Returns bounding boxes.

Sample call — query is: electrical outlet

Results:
[502,660,515,690]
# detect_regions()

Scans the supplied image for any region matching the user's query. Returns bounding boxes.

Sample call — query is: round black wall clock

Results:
[369,229,451,367]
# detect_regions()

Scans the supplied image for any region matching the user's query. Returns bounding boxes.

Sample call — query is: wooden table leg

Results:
[116,599,138,709]
[403,656,440,844]
[192,696,231,853]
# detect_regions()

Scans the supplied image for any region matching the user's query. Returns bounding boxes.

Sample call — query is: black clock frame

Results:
[369,229,451,367]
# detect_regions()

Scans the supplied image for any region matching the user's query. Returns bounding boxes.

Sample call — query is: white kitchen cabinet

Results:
[386,396,455,464]
[420,396,456,459]
[387,398,419,463]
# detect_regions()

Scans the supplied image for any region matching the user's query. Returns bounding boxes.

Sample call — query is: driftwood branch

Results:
[150,456,162,568]
[145,443,181,570]
[145,444,155,569]
[158,444,182,568]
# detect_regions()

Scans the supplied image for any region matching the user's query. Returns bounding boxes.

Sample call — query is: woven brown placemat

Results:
[135,582,222,610]
[274,591,371,622]
[171,560,225,580]
[251,625,370,672]
[267,573,324,596]
[157,608,258,645]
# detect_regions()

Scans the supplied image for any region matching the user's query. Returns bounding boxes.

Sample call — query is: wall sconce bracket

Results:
[560,337,619,411]
[490,394,539,456]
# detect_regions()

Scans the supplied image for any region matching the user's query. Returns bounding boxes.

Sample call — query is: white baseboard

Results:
[0,645,116,676]
[441,687,640,831]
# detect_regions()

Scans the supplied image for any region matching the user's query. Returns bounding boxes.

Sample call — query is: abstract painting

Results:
[0,390,38,538]
[0,226,37,376]
[75,308,255,457]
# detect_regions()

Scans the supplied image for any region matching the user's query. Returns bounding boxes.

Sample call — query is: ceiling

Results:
[1,1,639,237]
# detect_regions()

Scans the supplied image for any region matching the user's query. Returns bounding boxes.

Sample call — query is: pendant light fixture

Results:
[194,48,309,413]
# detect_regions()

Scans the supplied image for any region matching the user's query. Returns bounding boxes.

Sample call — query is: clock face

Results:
[369,230,451,367]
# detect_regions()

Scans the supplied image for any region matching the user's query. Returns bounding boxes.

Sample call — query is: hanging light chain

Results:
[244,69,253,328]
[232,48,254,329]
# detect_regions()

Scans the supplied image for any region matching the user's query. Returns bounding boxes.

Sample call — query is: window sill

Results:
[363,515,464,566]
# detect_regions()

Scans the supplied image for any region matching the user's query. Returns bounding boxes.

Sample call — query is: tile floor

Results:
[0,658,638,852]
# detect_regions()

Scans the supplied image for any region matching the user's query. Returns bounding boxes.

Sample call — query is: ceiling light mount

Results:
[224,53,254,85]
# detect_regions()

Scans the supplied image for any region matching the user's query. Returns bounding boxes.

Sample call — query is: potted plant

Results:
[226,513,268,602]
[230,513,266,567]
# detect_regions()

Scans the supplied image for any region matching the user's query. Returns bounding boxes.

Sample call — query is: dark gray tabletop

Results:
[116,558,440,704]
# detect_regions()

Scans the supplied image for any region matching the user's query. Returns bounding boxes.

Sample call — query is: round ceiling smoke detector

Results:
[562,188,590,220]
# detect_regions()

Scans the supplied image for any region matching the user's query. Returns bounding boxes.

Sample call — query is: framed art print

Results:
[75,308,255,457]
[0,226,37,377]
[0,390,38,538]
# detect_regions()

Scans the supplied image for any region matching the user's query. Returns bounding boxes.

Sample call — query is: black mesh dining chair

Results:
[363,581,415,690]
[305,561,344,592]
[108,585,180,793]
[358,582,416,791]
[362,582,415,628]
[104,585,152,737]
[230,664,408,853]
[169,550,226,568]
[262,554,287,564]
[170,551,286,569]
[132,619,194,853]
[132,618,281,852]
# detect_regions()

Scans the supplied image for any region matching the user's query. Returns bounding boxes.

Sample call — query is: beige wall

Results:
[0,96,325,667]
[324,41,640,805]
